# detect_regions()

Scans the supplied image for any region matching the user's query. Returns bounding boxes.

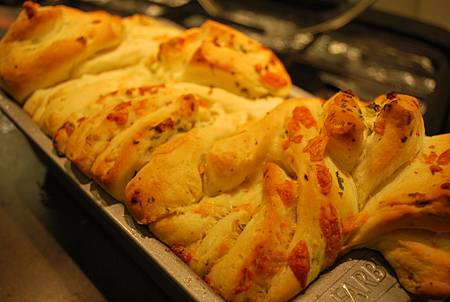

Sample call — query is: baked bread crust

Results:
[72,15,181,77]
[372,230,450,298]
[343,133,450,297]
[0,1,123,101]
[124,95,285,223]
[156,20,292,98]
[24,65,153,136]
[89,90,201,200]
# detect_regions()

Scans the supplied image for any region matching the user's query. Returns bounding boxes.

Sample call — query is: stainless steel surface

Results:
[0,86,421,301]
[294,250,410,302]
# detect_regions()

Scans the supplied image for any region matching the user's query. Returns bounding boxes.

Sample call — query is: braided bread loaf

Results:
[0,2,449,301]
[126,91,449,301]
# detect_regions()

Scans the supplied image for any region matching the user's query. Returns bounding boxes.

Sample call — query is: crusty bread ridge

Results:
[155,20,291,99]
[0,1,123,101]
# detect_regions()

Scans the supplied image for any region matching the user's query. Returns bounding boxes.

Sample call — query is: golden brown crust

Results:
[203,99,302,196]
[90,92,200,200]
[122,86,285,224]
[157,20,291,98]
[23,65,153,136]
[205,163,297,301]
[343,134,450,247]
[323,90,365,171]
[343,134,450,298]
[353,93,425,208]
[54,85,166,156]
[0,1,123,101]
[125,128,216,223]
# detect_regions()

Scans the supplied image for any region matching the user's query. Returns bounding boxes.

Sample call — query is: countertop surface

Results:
[0,110,171,302]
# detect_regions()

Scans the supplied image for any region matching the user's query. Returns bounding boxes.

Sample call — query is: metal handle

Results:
[197,0,376,34]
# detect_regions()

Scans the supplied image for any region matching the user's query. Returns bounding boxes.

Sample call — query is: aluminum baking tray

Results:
[0,87,417,302]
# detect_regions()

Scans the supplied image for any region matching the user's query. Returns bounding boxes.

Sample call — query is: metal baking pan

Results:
[0,87,416,302]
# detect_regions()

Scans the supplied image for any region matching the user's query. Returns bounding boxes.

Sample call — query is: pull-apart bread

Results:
[0,1,182,102]
[0,2,449,301]
[154,20,292,98]
[0,1,122,101]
